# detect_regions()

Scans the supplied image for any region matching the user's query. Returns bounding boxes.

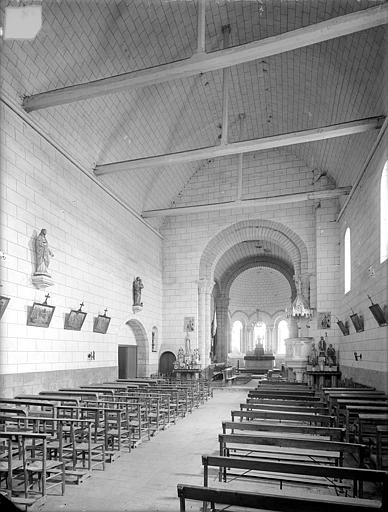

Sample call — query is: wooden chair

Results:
[0,431,65,505]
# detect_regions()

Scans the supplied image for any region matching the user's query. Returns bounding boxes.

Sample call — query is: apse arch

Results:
[219,255,296,301]
[125,319,149,377]
[199,219,309,282]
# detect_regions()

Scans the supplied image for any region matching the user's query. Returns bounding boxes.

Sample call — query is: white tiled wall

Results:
[0,103,163,383]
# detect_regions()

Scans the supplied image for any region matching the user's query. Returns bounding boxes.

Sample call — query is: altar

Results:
[172,368,201,380]
[243,343,274,374]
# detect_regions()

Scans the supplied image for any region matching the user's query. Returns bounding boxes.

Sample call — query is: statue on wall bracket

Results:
[32,228,54,289]
[132,276,143,313]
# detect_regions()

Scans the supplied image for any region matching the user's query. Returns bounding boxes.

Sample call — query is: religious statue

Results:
[185,333,191,354]
[318,335,327,357]
[133,277,143,306]
[309,342,318,366]
[326,344,336,366]
[177,347,185,368]
[192,348,200,365]
[35,228,54,276]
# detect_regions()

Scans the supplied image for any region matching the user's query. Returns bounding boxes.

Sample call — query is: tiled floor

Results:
[36,386,250,512]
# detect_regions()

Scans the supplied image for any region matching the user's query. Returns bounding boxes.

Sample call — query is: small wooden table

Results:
[306,370,341,389]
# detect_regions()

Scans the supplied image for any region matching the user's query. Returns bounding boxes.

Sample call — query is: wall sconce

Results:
[354,352,362,361]
[87,351,95,361]
[350,309,364,333]
[368,295,388,327]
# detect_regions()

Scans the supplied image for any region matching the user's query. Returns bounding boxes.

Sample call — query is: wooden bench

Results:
[202,455,388,496]
[248,391,320,401]
[219,433,367,466]
[231,409,336,426]
[222,421,346,441]
[345,406,388,442]
[357,413,388,444]
[243,401,329,415]
[177,483,386,512]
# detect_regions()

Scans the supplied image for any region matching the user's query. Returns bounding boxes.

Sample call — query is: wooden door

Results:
[118,345,137,378]
[158,351,176,377]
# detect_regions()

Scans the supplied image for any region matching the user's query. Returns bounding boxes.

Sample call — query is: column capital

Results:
[198,278,214,295]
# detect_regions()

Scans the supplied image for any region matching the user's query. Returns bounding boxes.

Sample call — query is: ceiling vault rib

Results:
[142,187,352,218]
[22,4,388,112]
[94,116,384,175]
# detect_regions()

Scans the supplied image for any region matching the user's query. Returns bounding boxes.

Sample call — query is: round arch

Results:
[158,351,176,377]
[125,319,149,377]
[198,220,309,366]
[199,219,309,282]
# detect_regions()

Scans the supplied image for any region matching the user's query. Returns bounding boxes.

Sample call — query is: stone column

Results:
[198,278,214,367]
[267,324,274,352]
[215,292,230,363]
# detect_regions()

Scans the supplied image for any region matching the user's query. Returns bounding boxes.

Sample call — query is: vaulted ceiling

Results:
[1,0,386,227]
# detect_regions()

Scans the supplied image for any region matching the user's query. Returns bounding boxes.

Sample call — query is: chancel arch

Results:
[199,220,309,364]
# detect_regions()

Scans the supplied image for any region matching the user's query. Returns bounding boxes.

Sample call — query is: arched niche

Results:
[125,319,149,377]
[151,326,158,352]
[158,351,176,377]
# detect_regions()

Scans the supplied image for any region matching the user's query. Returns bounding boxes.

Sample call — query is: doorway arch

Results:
[125,319,149,377]
[159,351,176,377]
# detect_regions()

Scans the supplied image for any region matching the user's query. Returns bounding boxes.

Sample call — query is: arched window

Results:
[381,162,388,263]
[253,321,267,350]
[277,320,289,354]
[231,320,243,353]
[344,227,351,293]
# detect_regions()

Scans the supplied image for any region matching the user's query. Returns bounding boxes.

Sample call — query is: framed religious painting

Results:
[317,312,331,329]
[0,296,10,320]
[64,309,87,331]
[184,316,195,332]
[93,313,111,334]
[336,319,350,336]
[27,302,55,328]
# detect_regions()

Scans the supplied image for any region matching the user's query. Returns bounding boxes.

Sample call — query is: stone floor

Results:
[32,382,379,512]
[35,385,251,512]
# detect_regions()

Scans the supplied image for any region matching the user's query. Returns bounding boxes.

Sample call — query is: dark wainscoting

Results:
[0,366,117,398]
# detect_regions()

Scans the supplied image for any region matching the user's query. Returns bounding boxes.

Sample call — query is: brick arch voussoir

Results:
[200,220,308,282]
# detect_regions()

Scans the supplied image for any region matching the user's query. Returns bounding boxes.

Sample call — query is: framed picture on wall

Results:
[0,296,10,320]
[64,309,87,331]
[350,312,364,333]
[184,316,195,332]
[93,314,111,334]
[27,302,55,328]
[336,320,350,336]
[317,312,331,329]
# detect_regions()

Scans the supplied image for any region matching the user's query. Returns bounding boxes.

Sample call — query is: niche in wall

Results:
[151,326,158,352]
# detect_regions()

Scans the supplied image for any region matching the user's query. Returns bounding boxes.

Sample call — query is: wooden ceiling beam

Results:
[94,117,384,176]
[142,187,352,218]
[23,4,388,112]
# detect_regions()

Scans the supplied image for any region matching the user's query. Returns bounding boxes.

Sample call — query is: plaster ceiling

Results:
[1,0,386,223]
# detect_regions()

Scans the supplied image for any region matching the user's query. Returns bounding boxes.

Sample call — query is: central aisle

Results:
[38,387,250,512]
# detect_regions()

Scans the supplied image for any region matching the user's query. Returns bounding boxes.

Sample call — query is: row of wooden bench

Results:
[0,376,213,509]
[177,379,388,511]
